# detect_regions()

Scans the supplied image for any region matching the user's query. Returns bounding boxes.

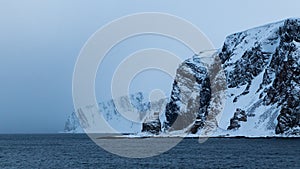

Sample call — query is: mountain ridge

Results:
[65,18,300,137]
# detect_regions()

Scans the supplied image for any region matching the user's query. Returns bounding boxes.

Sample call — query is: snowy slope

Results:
[217,18,300,136]
[64,92,167,133]
[217,20,284,136]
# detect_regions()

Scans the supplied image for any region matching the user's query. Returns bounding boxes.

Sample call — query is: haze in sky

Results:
[1,0,300,133]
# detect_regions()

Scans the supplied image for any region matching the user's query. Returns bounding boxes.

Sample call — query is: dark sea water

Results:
[0,134,299,169]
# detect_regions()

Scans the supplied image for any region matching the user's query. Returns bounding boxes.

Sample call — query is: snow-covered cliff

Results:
[65,18,300,137]
[162,18,300,137]
[217,18,300,136]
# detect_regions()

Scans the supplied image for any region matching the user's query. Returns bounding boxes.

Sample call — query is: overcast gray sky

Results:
[1,0,300,133]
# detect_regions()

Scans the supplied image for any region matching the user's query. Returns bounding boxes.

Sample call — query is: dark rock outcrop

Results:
[142,112,161,134]
[263,19,300,134]
[190,118,206,134]
[227,108,247,130]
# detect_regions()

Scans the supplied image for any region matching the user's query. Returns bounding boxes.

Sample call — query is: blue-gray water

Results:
[0,134,299,168]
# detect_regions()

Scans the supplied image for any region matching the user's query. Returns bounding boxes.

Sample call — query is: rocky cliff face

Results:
[163,18,300,136]
[163,56,212,133]
[218,18,300,136]
[162,52,226,135]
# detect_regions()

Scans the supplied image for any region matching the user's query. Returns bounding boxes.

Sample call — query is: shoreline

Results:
[1,133,299,139]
